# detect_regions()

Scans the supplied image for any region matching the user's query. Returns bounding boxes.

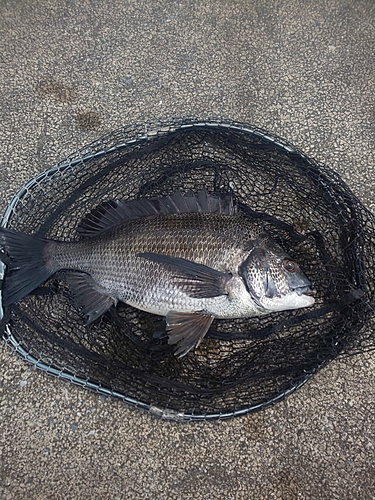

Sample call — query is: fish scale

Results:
[52,213,252,311]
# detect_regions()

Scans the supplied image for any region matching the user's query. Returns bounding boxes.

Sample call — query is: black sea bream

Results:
[0,190,315,356]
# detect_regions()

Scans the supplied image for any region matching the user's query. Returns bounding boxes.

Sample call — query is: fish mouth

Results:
[295,286,317,297]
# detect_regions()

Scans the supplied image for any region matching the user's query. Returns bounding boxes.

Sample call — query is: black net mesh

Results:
[1,118,374,420]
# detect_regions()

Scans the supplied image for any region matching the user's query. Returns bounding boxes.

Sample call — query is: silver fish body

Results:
[0,191,315,356]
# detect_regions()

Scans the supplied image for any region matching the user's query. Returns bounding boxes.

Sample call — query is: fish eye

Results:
[283,260,296,273]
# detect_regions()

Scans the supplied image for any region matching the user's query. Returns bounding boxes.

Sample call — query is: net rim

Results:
[0,117,372,420]
[3,322,320,421]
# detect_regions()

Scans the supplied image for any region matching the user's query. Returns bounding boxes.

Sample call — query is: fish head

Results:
[240,245,316,312]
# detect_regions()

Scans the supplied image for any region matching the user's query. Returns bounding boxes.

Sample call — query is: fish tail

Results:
[0,228,57,306]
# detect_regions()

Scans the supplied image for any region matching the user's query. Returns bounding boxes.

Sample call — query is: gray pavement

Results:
[0,1,374,499]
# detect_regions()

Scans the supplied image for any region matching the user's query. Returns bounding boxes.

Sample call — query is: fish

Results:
[0,190,316,357]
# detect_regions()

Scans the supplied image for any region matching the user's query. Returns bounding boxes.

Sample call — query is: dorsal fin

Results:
[77,189,236,238]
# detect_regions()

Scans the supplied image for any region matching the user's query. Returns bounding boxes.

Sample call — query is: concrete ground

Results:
[0,1,374,498]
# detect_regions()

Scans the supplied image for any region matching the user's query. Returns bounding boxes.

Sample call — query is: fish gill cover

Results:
[1,118,374,420]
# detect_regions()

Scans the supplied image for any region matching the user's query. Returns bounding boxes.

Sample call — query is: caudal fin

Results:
[0,228,55,306]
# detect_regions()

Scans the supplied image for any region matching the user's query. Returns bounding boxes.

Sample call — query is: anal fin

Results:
[166,310,214,357]
[66,271,117,324]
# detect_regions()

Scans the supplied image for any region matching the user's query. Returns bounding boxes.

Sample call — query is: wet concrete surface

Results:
[0,1,374,498]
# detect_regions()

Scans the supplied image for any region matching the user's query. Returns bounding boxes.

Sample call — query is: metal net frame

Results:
[1,118,374,421]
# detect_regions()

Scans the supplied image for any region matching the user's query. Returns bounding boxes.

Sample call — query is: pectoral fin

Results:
[137,252,232,298]
[166,310,214,357]
[66,271,117,324]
